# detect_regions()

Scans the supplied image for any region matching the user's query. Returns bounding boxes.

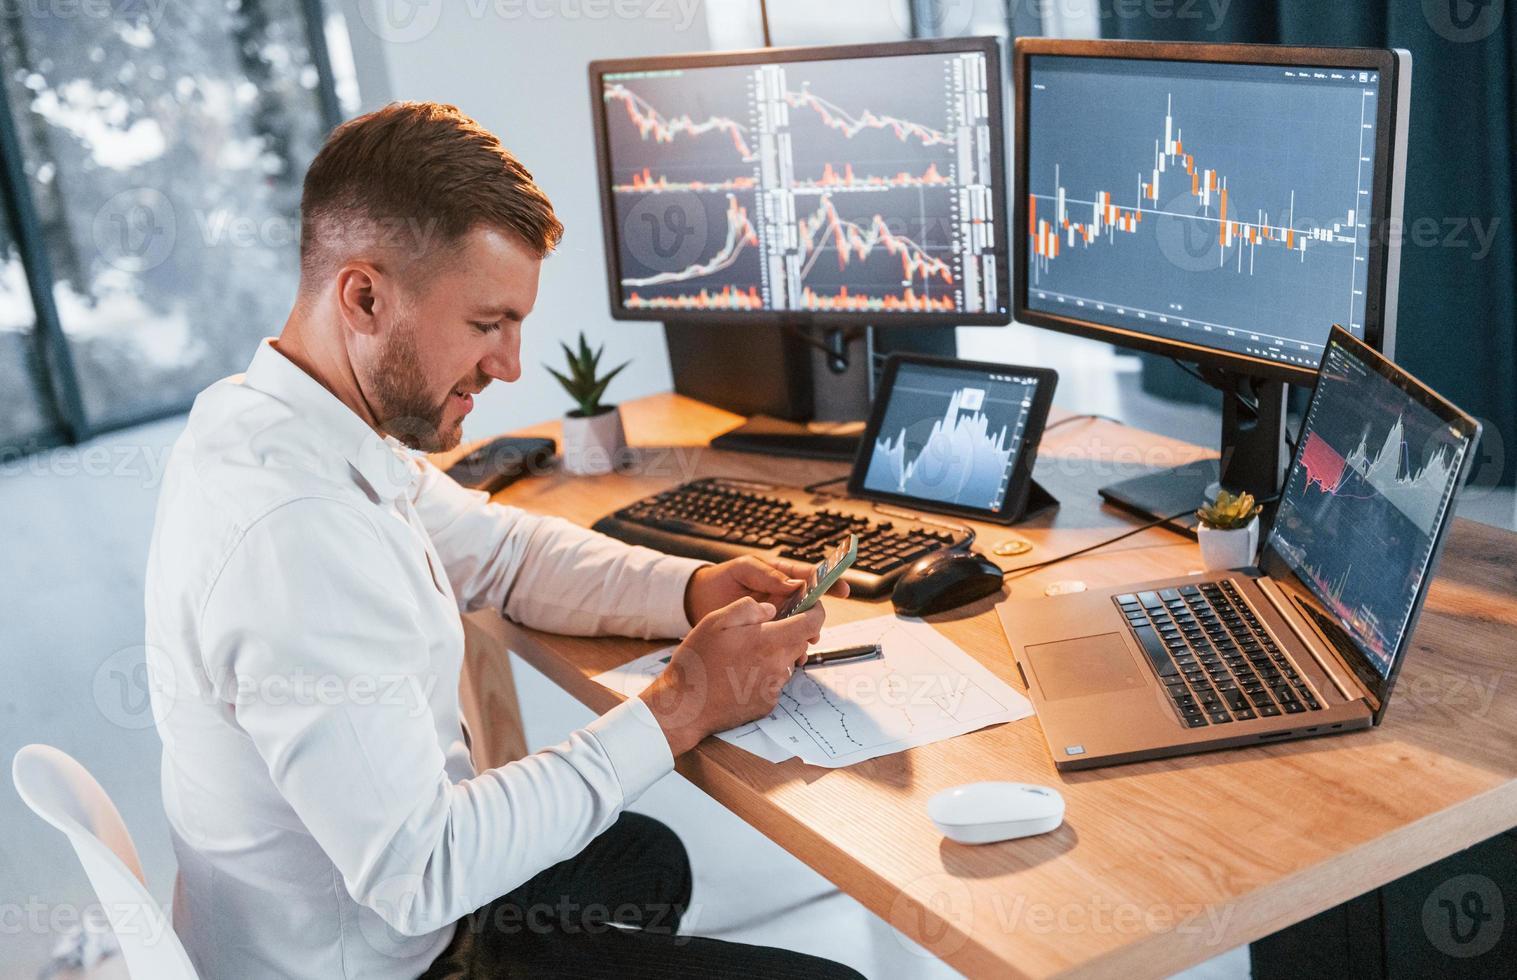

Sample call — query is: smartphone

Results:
[777,534,857,619]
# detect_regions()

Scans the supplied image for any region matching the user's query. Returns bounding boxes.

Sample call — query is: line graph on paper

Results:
[757,618,1027,767]
[592,649,793,763]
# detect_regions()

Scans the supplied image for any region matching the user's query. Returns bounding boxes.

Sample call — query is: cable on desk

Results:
[1002,491,1283,581]
[1000,507,1196,581]
[1044,412,1124,432]
[802,475,849,495]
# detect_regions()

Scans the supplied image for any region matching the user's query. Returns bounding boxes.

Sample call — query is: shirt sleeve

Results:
[408,459,706,639]
[199,497,675,936]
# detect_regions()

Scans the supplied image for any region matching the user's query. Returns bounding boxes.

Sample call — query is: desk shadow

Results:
[1052,724,1372,786]
[915,589,1006,624]
[937,823,1079,879]
[783,746,918,791]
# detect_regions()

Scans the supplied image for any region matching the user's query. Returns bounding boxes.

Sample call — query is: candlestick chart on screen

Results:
[1024,55,1381,367]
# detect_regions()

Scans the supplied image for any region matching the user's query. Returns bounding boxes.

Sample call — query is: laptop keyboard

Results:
[1115,580,1322,729]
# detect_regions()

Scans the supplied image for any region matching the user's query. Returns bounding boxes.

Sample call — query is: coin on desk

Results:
[1044,580,1087,596]
[992,538,1033,557]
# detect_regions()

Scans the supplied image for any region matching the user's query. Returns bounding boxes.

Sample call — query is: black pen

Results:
[801,644,883,668]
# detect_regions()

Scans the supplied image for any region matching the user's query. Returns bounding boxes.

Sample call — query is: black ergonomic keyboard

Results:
[1116,580,1322,729]
[591,477,971,598]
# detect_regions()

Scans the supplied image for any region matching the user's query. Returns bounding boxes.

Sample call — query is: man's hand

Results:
[683,555,850,625]
[640,596,825,756]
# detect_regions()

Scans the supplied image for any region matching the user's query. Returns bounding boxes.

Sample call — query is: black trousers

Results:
[420,812,864,979]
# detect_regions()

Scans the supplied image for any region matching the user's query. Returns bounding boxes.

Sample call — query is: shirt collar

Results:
[242,338,418,501]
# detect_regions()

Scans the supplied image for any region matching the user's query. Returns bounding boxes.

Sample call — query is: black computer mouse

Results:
[891,549,1006,617]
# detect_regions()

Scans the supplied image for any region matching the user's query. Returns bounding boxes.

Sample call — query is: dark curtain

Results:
[1100,0,1517,486]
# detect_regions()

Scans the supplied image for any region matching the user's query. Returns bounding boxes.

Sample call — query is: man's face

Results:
[364,226,541,451]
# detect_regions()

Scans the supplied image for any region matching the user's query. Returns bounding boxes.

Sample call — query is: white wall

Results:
[344,0,719,443]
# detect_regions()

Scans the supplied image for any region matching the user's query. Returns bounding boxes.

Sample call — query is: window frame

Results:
[0,0,344,458]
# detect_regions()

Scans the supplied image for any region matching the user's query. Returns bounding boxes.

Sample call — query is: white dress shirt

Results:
[144,339,704,980]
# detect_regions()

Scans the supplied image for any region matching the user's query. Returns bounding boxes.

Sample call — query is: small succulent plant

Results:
[546,333,629,418]
[1197,489,1262,531]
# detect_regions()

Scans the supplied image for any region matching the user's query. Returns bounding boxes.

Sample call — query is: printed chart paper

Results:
[593,616,1033,769]
[593,649,795,763]
[757,616,1033,768]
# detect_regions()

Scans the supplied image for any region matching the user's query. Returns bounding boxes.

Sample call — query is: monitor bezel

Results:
[846,352,1059,524]
[1012,38,1402,384]
[588,36,1012,328]
[1258,326,1482,724]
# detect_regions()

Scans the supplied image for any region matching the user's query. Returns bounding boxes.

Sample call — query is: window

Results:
[0,201,56,451]
[0,0,345,455]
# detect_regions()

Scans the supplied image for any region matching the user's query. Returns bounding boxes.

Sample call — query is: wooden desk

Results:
[455,393,1517,979]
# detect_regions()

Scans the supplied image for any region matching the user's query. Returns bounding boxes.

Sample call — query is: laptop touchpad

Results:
[1027,633,1147,701]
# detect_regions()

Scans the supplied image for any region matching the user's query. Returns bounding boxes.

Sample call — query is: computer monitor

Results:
[1012,39,1411,523]
[590,37,1011,328]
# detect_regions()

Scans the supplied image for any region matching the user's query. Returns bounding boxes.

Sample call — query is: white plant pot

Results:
[561,406,627,476]
[1197,517,1260,571]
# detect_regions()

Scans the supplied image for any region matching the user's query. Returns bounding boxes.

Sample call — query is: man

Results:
[145,102,861,979]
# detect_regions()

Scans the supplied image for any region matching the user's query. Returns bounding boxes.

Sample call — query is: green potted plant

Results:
[547,333,630,476]
[1196,489,1262,571]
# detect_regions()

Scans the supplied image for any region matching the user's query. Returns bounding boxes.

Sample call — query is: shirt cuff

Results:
[644,555,707,638]
[586,696,675,803]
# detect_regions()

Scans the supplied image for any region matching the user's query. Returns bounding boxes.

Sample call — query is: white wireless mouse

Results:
[927,782,1066,844]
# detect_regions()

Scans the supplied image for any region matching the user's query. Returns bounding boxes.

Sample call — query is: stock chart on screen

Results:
[1025,55,1381,368]
[600,48,1002,316]
[1268,342,1470,676]
[862,362,1039,511]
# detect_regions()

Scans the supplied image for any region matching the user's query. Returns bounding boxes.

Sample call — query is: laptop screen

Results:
[1261,330,1479,708]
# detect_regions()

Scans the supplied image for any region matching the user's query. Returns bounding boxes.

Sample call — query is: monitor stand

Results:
[1098,371,1290,536]
[709,326,870,461]
[690,324,957,461]
[709,415,864,462]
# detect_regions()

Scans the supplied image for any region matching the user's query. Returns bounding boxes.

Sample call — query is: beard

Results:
[370,323,460,453]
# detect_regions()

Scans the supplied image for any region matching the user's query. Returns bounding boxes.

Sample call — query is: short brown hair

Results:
[298,101,563,289]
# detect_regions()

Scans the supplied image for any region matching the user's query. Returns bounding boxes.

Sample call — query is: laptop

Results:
[997,327,1482,770]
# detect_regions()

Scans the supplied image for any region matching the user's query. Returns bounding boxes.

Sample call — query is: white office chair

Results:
[12,744,198,980]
